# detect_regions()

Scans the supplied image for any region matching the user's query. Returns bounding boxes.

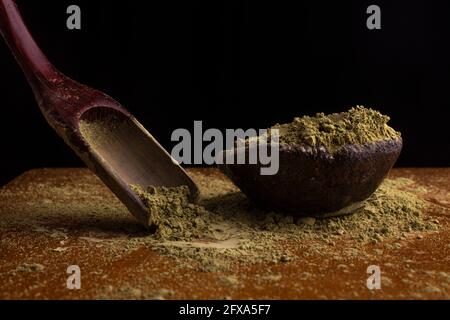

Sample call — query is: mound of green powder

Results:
[272,106,401,153]
[130,176,438,272]
[130,185,218,241]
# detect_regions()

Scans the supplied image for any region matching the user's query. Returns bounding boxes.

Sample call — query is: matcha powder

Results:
[272,106,401,152]
[125,107,432,272]
[130,175,438,272]
[130,185,220,241]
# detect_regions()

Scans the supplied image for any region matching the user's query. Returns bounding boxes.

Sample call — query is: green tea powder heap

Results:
[273,106,401,153]
[130,185,216,241]
[129,175,438,272]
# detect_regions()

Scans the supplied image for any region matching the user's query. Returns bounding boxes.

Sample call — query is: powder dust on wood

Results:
[130,174,438,272]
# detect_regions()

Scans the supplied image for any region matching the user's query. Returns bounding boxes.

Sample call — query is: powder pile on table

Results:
[131,175,437,272]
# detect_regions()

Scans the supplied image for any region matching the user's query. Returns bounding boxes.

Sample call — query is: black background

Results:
[0,0,449,186]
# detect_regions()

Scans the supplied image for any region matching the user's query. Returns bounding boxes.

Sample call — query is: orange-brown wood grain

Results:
[0,168,449,300]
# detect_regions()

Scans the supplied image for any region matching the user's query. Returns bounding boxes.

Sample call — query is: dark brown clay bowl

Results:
[218,138,402,216]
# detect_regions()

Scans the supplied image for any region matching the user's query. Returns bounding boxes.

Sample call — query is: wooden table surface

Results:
[0,167,449,300]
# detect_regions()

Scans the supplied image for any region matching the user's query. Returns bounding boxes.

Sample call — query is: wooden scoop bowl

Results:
[0,0,199,228]
[219,138,403,216]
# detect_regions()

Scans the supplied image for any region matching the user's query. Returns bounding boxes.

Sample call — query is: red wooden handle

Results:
[0,0,57,90]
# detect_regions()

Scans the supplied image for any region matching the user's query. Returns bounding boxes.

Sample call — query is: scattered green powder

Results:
[272,106,401,152]
[131,177,438,272]
[16,263,45,273]
[126,107,428,272]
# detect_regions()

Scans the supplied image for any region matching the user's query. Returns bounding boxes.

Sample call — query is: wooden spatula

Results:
[0,0,199,228]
